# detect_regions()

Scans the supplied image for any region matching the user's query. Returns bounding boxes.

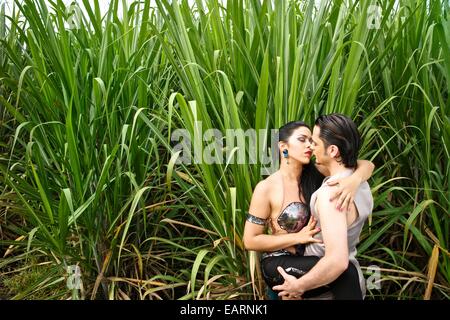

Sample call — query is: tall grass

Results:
[1,0,178,299]
[0,0,449,299]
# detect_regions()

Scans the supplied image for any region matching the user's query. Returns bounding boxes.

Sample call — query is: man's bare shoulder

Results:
[315,183,338,200]
[314,184,341,215]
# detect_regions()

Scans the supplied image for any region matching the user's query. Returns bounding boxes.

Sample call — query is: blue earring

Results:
[282,149,289,164]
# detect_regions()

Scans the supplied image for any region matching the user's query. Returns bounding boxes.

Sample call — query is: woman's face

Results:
[279,126,313,165]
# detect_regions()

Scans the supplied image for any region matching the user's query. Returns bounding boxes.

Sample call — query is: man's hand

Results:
[272,266,305,298]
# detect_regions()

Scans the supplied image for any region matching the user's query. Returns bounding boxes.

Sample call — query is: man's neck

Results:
[327,161,352,177]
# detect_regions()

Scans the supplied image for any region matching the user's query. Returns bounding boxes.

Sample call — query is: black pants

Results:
[261,255,362,300]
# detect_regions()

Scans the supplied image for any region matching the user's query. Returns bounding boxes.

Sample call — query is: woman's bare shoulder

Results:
[253,172,280,194]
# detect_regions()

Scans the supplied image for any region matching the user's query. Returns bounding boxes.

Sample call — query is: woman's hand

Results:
[295,215,322,244]
[326,175,362,212]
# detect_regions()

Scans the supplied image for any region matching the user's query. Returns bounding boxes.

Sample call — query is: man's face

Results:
[311,125,329,166]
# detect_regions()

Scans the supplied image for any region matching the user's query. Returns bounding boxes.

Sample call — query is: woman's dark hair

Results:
[278,121,324,210]
[314,113,361,168]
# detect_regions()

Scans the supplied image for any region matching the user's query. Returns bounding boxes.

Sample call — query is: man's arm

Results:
[273,188,349,295]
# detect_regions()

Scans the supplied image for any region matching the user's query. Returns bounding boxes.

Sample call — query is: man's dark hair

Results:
[314,113,361,168]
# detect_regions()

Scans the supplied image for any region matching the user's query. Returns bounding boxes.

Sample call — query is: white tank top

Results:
[304,168,373,298]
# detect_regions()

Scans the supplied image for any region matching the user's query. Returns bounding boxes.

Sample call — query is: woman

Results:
[243,121,374,299]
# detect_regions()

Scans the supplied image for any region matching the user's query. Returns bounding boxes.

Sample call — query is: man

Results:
[273,113,374,299]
